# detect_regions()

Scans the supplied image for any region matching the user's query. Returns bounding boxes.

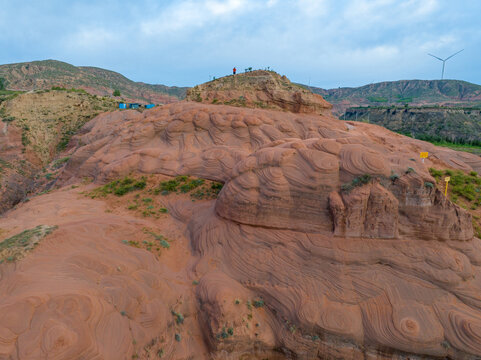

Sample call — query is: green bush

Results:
[171,311,184,324]
[113,89,121,97]
[253,299,265,308]
[424,182,434,189]
[389,172,399,181]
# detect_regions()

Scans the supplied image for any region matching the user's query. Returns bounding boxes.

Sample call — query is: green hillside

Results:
[0,60,188,104]
[304,80,481,115]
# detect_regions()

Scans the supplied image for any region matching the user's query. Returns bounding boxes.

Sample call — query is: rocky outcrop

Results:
[186,70,332,115]
[2,100,481,359]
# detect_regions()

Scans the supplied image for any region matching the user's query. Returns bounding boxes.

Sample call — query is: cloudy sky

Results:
[0,0,480,88]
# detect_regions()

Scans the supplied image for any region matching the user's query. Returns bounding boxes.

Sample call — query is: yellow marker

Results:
[444,176,450,196]
[420,152,428,163]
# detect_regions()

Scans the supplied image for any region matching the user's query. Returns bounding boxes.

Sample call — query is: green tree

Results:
[0,77,5,90]
[113,89,121,97]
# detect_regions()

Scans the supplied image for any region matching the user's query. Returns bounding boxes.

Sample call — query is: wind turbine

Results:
[428,49,464,80]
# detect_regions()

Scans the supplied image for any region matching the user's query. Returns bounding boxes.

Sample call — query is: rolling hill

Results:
[0,59,188,104]
[305,79,481,115]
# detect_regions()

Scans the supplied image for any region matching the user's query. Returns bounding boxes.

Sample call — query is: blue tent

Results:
[129,103,140,109]
[145,104,155,109]
[119,103,127,109]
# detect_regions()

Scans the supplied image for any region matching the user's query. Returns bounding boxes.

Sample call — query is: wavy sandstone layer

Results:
[2,101,481,359]
[186,70,332,115]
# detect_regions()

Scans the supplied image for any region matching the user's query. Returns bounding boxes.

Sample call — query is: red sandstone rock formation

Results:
[186,70,332,116]
[2,96,481,358]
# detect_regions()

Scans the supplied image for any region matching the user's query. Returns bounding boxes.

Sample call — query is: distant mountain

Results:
[0,60,188,104]
[303,80,481,115]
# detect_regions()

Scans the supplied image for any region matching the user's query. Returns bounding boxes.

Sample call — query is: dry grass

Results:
[1,89,117,166]
[0,225,57,263]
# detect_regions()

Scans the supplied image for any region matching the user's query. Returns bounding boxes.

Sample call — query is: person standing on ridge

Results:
[233,67,236,75]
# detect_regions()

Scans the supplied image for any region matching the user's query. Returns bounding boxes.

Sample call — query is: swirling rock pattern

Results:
[2,100,481,359]
[185,70,333,116]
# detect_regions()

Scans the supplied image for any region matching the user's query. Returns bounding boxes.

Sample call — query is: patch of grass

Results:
[0,225,57,262]
[429,168,444,180]
[51,156,70,169]
[1,115,15,123]
[179,179,204,193]
[90,176,147,197]
[145,230,171,249]
[155,176,223,200]
[156,179,181,194]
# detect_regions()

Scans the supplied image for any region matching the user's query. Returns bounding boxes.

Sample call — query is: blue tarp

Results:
[119,103,127,109]
[145,104,155,109]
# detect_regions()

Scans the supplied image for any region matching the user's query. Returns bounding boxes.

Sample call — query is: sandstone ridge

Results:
[186,70,332,115]
[2,100,481,359]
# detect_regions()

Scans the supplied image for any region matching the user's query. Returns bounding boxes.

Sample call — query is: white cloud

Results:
[297,0,328,17]
[141,0,250,36]
[67,28,117,51]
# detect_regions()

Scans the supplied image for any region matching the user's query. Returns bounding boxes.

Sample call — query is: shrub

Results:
[389,172,399,181]
[253,299,265,308]
[157,179,180,194]
[160,239,170,249]
[175,333,181,342]
[113,89,121,96]
[406,167,415,174]
[171,311,184,324]
[342,174,372,192]
[424,182,434,189]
